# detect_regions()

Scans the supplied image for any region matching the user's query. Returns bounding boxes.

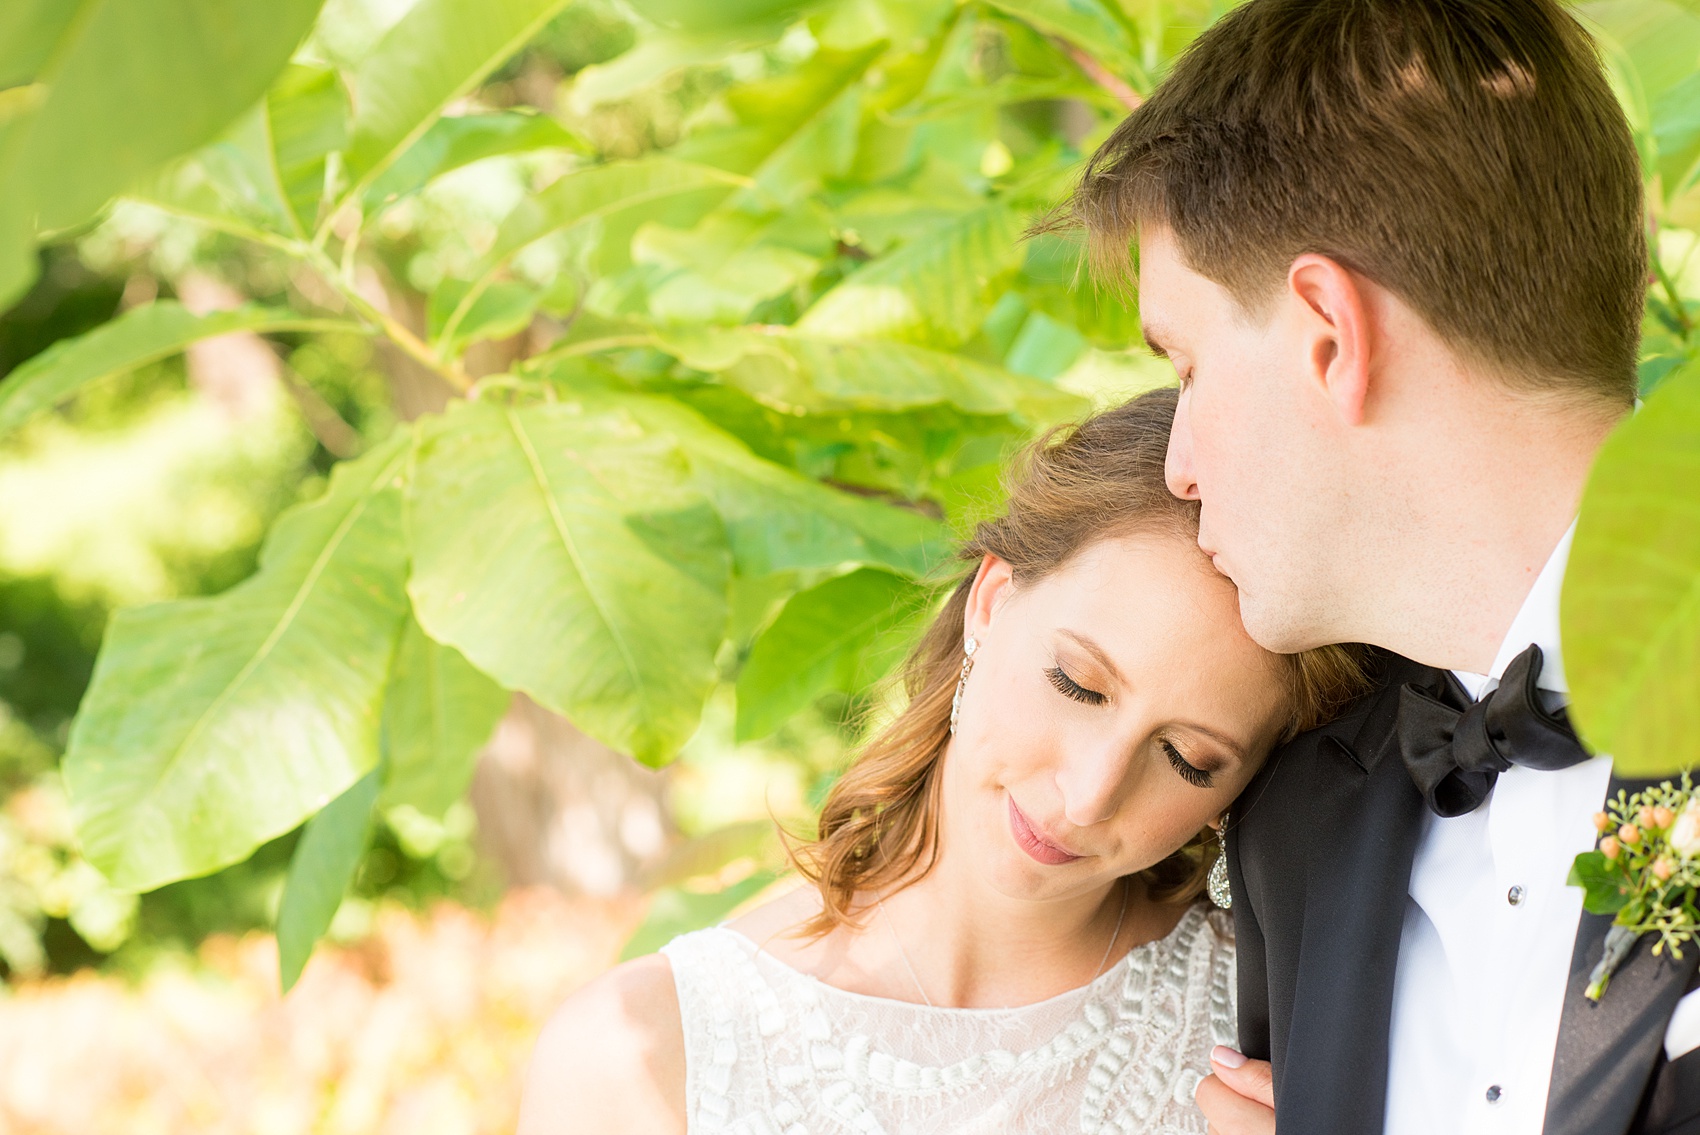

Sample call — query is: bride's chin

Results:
[979,846,1093,901]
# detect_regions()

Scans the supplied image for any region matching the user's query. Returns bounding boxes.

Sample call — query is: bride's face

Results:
[945,533,1290,902]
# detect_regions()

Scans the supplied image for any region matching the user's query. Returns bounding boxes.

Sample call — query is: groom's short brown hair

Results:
[1058,0,1645,404]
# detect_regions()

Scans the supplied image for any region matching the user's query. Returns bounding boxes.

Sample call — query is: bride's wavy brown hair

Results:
[787,387,1371,936]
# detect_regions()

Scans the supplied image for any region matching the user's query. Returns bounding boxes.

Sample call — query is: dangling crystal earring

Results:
[1207,823,1232,909]
[948,636,977,735]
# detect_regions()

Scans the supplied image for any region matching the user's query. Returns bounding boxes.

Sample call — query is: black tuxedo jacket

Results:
[1230,649,1700,1135]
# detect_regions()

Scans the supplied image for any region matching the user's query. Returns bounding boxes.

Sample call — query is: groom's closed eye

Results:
[1138,318,1168,353]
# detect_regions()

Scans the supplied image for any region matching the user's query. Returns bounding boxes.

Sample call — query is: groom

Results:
[1060,0,1698,1132]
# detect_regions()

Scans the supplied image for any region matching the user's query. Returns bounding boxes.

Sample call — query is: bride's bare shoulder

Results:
[517,953,686,1135]
[723,881,822,943]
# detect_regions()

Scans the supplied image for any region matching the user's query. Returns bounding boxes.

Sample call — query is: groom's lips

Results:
[1008,796,1084,865]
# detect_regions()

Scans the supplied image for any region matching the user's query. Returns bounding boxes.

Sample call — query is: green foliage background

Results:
[0,0,1696,986]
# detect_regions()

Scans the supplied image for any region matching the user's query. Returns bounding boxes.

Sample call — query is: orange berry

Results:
[1594,812,1614,832]
[1620,824,1642,845]
[1640,806,1658,829]
[1601,837,1621,859]
[1654,807,1676,829]
[1654,858,1677,881]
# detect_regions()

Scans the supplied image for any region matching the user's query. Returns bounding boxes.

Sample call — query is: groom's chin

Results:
[1235,592,1322,655]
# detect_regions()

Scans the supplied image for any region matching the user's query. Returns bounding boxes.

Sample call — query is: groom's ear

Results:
[1286,254,1372,427]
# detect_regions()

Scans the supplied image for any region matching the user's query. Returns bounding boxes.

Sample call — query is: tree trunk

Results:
[361,277,679,900]
[468,695,676,897]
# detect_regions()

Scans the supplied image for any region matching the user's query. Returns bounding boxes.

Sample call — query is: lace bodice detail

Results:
[660,903,1235,1135]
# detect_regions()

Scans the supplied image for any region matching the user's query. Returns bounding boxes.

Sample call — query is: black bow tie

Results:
[1397,644,1591,817]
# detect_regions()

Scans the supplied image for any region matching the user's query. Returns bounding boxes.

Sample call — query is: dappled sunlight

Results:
[0,391,310,606]
[0,888,640,1135]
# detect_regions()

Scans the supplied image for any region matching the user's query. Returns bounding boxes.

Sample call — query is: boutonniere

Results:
[1568,773,1700,1002]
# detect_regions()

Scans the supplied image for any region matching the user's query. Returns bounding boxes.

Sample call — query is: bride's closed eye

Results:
[1045,664,1106,705]
[1045,663,1218,788]
[1163,740,1214,789]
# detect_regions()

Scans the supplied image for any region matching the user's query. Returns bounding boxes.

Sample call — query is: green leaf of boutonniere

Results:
[1568,850,1632,915]
[1570,773,1700,1001]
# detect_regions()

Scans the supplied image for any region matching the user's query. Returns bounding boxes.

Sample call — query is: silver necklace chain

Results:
[876,877,1130,1008]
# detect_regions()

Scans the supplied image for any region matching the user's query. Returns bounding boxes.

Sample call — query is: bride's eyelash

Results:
[1044,665,1214,788]
[1045,665,1106,706]
[1164,740,1214,789]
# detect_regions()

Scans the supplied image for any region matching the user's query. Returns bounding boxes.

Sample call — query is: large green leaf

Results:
[736,567,933,740]
[1583,0,1700,202]
[165,108,301,238]
[570,31,765,110]
[658,326,1087,423]
[0,6,78,91]
[0,0,326,309]
[893,74,1105,122]
[983,0,1146,92]
[567,0,845,109]
[627,0,820,30]
[485,157,748,276]
[378,617,510,819]
[428,278,541,355]
[406,399,732,765]
[636,212,824,325]
[620,870,777,961]
[796,203,1025,345]
[341,0,573,202]
[364,110,588,209]
[1563,362,1700,776]
[63,432,414,892]
[441,157,746,345]
[0,300,360,438]
[268,64,351,234]
[275,768,380,992]
[136,63,350,241]
[672,43,884,207]
[604,392,948,579]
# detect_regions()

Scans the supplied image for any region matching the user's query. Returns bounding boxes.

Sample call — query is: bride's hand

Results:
[1195,1047,1275,1135]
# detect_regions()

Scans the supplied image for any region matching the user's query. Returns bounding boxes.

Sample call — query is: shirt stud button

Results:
[1486,1085,1503,1104]
[1507,885,1525,906]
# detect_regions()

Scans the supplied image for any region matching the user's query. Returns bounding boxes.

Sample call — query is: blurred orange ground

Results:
[0,890,641,1135]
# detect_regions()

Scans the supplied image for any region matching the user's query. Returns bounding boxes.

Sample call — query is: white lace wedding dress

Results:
[660,902,1234,1135]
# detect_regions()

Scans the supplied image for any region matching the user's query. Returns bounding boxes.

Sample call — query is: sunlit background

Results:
[1,0,1697,1131]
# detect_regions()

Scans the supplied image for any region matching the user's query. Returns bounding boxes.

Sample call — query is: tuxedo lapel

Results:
[1274,681,1429,1135]
[1543,777,1700,1135]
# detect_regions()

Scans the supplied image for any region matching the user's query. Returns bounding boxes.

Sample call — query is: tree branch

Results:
[276,359,364,458]
[1058,40,1142,111]
[300,247,473,393]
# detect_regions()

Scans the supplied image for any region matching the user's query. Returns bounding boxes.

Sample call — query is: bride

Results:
[517,388,1366,1134]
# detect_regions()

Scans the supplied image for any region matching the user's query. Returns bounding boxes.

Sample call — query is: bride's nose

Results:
[1054,739,1136,828]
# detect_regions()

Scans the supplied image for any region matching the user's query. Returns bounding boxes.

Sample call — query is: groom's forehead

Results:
[1134,239,1195,351]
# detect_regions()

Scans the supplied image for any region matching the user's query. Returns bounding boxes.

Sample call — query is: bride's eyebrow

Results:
[1175,721,1247,764]
[1057,629,1125,686]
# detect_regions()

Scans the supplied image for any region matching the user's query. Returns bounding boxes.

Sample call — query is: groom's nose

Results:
[1165,391,1200,501]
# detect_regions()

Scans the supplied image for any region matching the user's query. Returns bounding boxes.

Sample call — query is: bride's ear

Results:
[963,554,1015,643]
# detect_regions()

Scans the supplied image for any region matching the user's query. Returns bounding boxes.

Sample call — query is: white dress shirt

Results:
[1382,523,1700,1135]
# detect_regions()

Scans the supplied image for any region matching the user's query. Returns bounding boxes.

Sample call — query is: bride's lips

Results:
[1008,796,1083,866]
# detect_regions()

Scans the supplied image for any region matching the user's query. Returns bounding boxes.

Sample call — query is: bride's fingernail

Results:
[1212,1046,1248,1069]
